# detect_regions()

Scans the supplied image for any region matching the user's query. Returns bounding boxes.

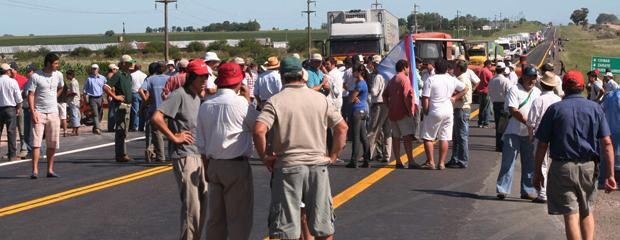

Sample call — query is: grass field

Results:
[0,30,328,46]
[559,25,620,74]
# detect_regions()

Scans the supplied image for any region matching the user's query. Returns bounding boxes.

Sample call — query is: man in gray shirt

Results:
[28,53,64,179]
[151,59,209,240]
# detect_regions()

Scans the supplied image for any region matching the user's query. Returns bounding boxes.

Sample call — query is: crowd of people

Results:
[0,46,618,239]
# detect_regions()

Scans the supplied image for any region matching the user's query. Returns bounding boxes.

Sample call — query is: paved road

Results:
[0,28,566,240]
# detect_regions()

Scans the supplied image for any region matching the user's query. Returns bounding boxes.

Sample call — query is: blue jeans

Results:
[68,103,81,128]
[449,108,470,167]
[496,134,535,196]
[130,92,141,130]
[478,93,491,126]
[107,100,117,132]
[20,108,32,153]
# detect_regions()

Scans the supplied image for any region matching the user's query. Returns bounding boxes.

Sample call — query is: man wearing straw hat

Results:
[253,56,282,109]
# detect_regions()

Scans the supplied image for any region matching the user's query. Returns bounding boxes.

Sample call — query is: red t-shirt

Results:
[14,73,28,90]
[384,72,415,121]
[476,67,493,94]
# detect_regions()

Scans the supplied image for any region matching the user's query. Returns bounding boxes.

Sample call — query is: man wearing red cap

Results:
[534,71,617,240]
[195,62,257,240]
[151,59,210,240]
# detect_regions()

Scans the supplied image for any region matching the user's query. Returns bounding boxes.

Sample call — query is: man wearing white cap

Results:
[166,60,177,77]
[367,55,392,162]
[130,63,147,131]
[106,63,120,132]
[104,54,137,162]
[0,63,23,161]
[204,52,221,95]
[306,53,330,95]
[603,72,619,94]
[83,64,106,134]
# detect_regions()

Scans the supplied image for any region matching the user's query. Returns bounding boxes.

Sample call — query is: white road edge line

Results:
[0,137,146,167]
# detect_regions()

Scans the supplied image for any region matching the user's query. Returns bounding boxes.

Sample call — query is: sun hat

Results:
[215,62,245,87]
[204,52,221,62]
[265,56,280,70]
[541,71,560,87]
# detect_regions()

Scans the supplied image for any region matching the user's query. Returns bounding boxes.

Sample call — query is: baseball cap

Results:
[310,53,323,61]
[292,53,301,60]
[496,62,506,69]
[280,56,303,74]
[214,63,244,87]
[167,60,175,66]
[91,64,99,69]
[523,65,538,77]
[0,63,11,71]
[606,72,614,78]
[178,59,190,68]
[108,64,119,70]
[563,70,585,89]
[187,59,210,75]
[120,54,136,63]
[233,57,246,65]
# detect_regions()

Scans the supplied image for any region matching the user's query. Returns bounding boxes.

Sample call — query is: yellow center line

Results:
[1,108,480,221]
[0,165,172,217]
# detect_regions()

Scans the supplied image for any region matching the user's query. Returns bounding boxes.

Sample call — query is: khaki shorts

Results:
[33,112,61,149]
[58,103,67,120]
[269,164,334,239]
[390,116,418,139]
[547,160,597,216]
[420,112,454,141]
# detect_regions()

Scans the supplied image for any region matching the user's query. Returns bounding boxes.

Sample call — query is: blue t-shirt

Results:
[352,80,368,111]
[536,94,611,161]
[306,68,323,88]
[141,74,169,115]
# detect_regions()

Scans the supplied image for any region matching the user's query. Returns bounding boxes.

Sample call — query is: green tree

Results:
[69,47,93,57]
[596,13,619,24]
[104,30,115,37]
[186,41,206,52]
[103,45,120,58]
[570,8,589,26]
[206,40,230,51]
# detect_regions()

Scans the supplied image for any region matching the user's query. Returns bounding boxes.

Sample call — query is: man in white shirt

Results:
[488,62,513,152]
[28,53,64,178]
[540,63,564,97]
[0,63,23,161]
[253,56,282,109]
[496,65,542,200]
[130,63,147,131]
[506,61,519,85]
[324,57,344,112]
[196,63,258,239]
[420,59,468,170]
[366,55,392,162]
[527,72,562,203]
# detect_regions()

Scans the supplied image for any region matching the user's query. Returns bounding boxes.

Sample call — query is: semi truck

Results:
[327,9,399,59]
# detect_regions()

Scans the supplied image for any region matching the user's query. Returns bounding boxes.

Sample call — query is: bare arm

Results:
[139,88,149,102]
[329,120,348,162]
[28,91,39,124]
[422,96,429,115]
[103,85,124,102]
[533,141,549,191]
[151,110,194,145]
[450,87,469,104]
[508,106,527,124]
[253,121,275,172]
[600,136,617,193]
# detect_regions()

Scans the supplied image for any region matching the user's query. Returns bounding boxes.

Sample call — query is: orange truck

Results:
[412,32,465,64]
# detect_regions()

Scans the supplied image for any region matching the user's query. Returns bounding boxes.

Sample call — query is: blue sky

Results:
[2,0,619,36]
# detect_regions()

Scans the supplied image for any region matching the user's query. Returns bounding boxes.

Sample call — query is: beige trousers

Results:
[205,159,254,240]
[172,154,208,240]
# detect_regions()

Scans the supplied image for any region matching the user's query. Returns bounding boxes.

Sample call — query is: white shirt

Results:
[130,70,147,93]
[206,65,217,89]
[504,84,541,136]
[508,71,519,85]
[29,70,64,113]
[488,74,512,103]
[327,68,344,111]
[343,68,355,96]
[527,90,561,132]
[195,89,259,159]
[421,69,435,83]
[422,73,465,117]
[589,79,604,101]
[253,70,282,101]
[462,69,481,86]
[370,72,387,103]
[0,75,23,107]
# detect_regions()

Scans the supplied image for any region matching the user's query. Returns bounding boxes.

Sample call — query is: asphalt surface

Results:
[0,28,565,240]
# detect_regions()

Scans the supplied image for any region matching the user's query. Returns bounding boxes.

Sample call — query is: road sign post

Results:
[592,56,620,75]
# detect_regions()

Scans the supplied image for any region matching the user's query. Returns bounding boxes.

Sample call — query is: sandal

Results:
[420,162,435,170]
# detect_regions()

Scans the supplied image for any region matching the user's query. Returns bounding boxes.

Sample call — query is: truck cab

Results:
[412,32,465,64]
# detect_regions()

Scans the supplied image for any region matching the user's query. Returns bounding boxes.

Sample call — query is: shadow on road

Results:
[412,189,536,203]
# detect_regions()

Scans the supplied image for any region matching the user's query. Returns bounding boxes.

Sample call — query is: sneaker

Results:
[532,197,547,204]
[497,193,507,200]
[520,194,537,200]
[116,155,133,163]
[47,172,60,178]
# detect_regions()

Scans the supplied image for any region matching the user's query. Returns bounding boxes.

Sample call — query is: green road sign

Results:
[592,56,620,74]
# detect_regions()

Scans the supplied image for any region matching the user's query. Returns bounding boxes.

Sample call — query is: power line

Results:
[0,0,151,15]
[372,0,382,9]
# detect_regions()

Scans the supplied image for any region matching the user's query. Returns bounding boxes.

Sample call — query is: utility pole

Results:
[456,10,461,37]
[156,0,177,61]
[413,3,420,33]
[302,0,316,59]
[371,0,382,9]
[499,12,503,30]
